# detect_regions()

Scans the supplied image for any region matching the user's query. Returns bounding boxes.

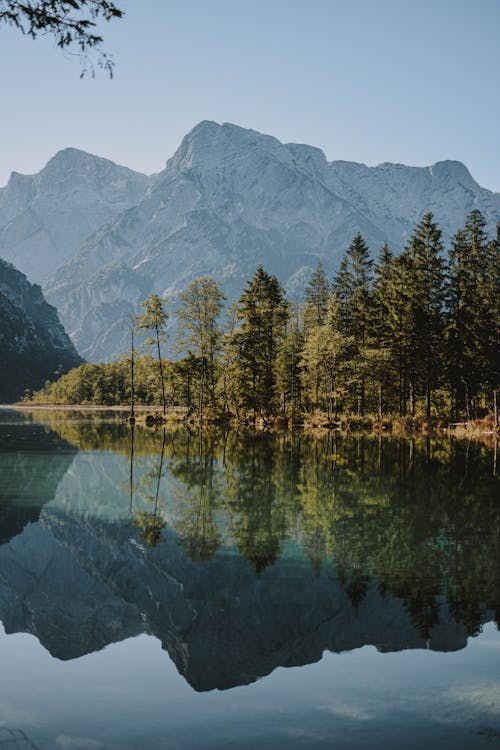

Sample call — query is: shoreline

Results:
[4,403,498,440]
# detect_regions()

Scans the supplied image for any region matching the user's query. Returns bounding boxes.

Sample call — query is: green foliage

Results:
[176,277,226,412]
[226,266,288,417]
[136,294,169,414]
[30,212,500,421]
[0,0,123,76]
[31,413,500,627]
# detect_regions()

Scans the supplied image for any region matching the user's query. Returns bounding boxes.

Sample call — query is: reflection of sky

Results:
[1,622,500,750]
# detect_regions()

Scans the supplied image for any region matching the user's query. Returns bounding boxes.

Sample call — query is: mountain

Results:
[45,122,500,361]
[3,121,499,361]
[0,259,82,402]
[0,148,151,285]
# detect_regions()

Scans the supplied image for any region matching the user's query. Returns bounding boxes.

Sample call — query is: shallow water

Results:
[0,410,499,749]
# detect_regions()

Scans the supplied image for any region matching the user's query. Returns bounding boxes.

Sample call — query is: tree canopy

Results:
[30,210,500,426]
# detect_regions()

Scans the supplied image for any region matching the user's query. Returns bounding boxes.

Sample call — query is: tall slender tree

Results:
[176,277,226,414]
[136,294,169,415]
[334,233,373,414]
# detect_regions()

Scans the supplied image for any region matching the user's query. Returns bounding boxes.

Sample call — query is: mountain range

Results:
[1,121,499,362]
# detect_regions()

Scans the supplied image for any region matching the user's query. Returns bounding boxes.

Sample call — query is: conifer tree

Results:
[334,233,373,414]
[303,263,330,333]
[372,243,399,414]
[227,266,288,418]
[275,313,304,419]
[446,210,493,416]
[485,224,500,399]
[302,264,331,407]
[410,212,447,418]
[301,292,348,417]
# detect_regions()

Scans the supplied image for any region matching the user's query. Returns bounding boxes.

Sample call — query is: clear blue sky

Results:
[1,0,499,191]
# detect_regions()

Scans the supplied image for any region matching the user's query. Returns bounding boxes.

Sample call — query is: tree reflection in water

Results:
[131,427,167,548]
[32,412,500,638]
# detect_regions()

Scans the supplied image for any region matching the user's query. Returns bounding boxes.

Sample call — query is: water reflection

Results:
[0,411,499,691]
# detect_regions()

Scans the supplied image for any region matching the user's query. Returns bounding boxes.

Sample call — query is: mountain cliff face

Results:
[2,121,499,361]
[0,148,151,285]
[0,259,82,402]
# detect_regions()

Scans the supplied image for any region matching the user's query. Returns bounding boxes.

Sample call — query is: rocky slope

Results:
[0,259,82,401]
[0,148,151,285]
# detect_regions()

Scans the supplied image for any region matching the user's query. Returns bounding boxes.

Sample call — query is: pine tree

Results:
[334,233,373,414]
[301,292,348,417]
[485,223,500,399]
[275,312,304,420]
[446,210,493,417]
[372,243,399,415]
[227,266,288,419]
[303,263,330,333]
[411,212,447,418]
[302,264,331,407]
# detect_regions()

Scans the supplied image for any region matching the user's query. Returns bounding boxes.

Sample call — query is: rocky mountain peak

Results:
[428,159,477,187]
[168,120,295,175]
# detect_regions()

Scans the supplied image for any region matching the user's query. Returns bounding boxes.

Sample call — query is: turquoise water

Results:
[0,410,499,749]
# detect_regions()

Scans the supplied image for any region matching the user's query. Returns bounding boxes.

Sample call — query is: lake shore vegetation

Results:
[27,210,499,434]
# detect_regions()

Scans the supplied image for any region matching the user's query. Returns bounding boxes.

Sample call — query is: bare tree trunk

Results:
[155,326,166,415]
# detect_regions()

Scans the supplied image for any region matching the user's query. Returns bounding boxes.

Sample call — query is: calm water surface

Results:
[0,409,499,750]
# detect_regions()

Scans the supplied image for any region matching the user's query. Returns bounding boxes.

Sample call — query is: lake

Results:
[0,409,499,750]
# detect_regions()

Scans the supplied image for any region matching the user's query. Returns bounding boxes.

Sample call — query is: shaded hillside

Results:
[0,259,82,402]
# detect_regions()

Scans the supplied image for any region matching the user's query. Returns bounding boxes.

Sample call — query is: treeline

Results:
[31,209,500,422]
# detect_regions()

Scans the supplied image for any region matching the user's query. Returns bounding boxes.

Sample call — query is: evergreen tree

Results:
[301,292,348,417]
[334,233,373,414]
[275,313,304,419]
[410,212,447,418]
[302,264,331,407]
[446,210,493,417]
[372,243,399,415]
[303,263,330,333]
[485,223,500,398]
[227,266,288,418]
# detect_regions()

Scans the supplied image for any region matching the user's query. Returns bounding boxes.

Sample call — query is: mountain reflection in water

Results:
[0,411,499,692]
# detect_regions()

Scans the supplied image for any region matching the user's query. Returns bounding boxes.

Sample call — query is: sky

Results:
[1,0,499,191]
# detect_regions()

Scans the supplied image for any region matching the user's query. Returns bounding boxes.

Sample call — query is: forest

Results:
[29,209,500,427]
